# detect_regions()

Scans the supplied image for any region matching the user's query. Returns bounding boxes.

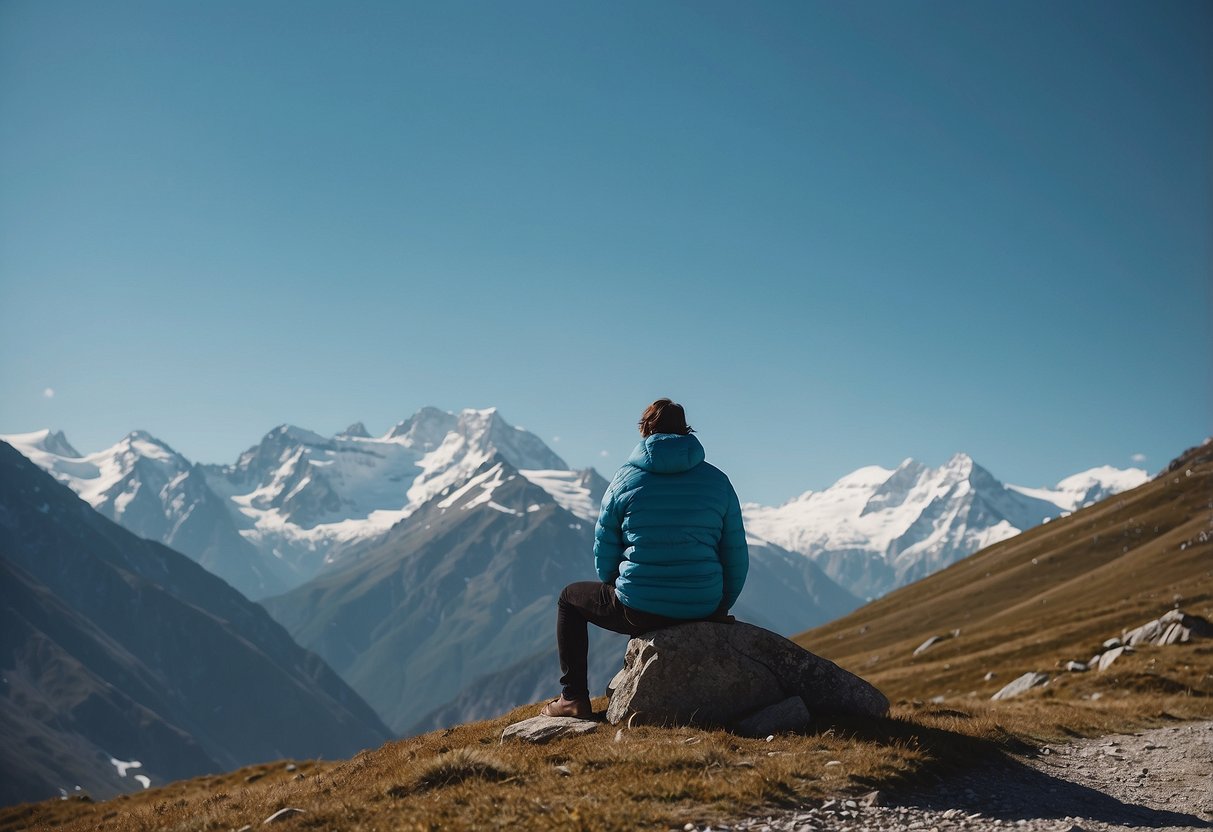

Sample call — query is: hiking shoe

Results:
[540,695,592,719]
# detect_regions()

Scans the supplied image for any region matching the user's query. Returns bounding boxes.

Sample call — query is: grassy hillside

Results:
[795,441,1213,707]
[4,445,1209,832]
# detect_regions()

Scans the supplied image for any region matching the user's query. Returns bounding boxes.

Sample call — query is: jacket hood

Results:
[627,433,706,474]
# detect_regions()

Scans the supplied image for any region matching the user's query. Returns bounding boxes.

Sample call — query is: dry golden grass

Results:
[4,449,1210,831]
[5,688,1209,832]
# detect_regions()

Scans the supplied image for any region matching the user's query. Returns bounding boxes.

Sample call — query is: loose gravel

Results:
[688,721,1213,832]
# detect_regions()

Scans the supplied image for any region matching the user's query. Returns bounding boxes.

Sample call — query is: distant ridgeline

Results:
[2,411,1148,741]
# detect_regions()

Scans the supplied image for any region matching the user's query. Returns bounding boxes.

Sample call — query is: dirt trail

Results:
[699,721,1213,832]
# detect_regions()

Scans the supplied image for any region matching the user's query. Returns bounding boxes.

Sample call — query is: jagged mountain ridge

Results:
[1,409,607,598]
[4,414,1145,606]
[0,442,392,807]
[743,453,1147,599]
[262,453,862,735]
[1,429,293,600]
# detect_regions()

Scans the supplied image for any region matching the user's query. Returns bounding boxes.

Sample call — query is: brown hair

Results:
[638,399,693,437]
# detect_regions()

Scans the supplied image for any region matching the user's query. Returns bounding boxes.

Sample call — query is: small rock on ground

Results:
[500,715,598,744]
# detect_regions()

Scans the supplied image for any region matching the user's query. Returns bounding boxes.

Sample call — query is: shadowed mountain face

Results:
[0,442,392,807]
[0,430,293,600]
[264,456,861,735]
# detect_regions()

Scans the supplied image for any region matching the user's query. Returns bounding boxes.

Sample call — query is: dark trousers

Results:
[557,581,727,700]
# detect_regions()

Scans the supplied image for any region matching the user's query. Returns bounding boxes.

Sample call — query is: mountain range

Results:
[4,409,597,600]
[743,454,1147,598]
[0,442,392,806]
[1,411,1146,605]
[2,409,1146,737]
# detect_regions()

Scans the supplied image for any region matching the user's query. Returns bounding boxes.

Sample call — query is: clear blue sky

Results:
[1,0,1209,505]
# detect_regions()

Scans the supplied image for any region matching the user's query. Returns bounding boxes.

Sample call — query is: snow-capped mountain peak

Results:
[1008,465,1148,512]
[385,406,458,448]
[744,454,1148,599]
[26,428,82,458]
[195,407,581,575]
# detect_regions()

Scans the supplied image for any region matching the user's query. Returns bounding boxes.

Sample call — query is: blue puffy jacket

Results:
[594,433,749,619]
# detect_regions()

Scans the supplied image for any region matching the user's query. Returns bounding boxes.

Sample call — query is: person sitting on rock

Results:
[541,398,749,718]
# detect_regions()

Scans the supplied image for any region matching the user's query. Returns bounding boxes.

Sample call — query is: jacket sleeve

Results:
[594,472,627,584]
[719,482,749,610]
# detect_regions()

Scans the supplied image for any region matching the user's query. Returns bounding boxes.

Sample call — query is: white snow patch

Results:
[110,758,142,778]
[519,469,598,522]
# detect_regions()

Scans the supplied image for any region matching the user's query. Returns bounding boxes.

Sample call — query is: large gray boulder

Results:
[605,622,888,728]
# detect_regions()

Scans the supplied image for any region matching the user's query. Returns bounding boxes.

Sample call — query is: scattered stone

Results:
[1102,637,1123,650]
[284,763,296,772]
[914,636,944,656]
[263,807,305,824]
[734,697,812,737]
[1064,661,1088,672]
[244,772,264,783]
[500,716,598,744]
[1097,646,1125,672]
[991,672,1049,700]
[554,765,572,776]
[983,671,997,681]
[1123,609,1213,647]
[606,622,888,727]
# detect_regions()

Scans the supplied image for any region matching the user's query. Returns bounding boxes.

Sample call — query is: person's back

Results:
[541,399,748,719]
[596,432,747,620]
